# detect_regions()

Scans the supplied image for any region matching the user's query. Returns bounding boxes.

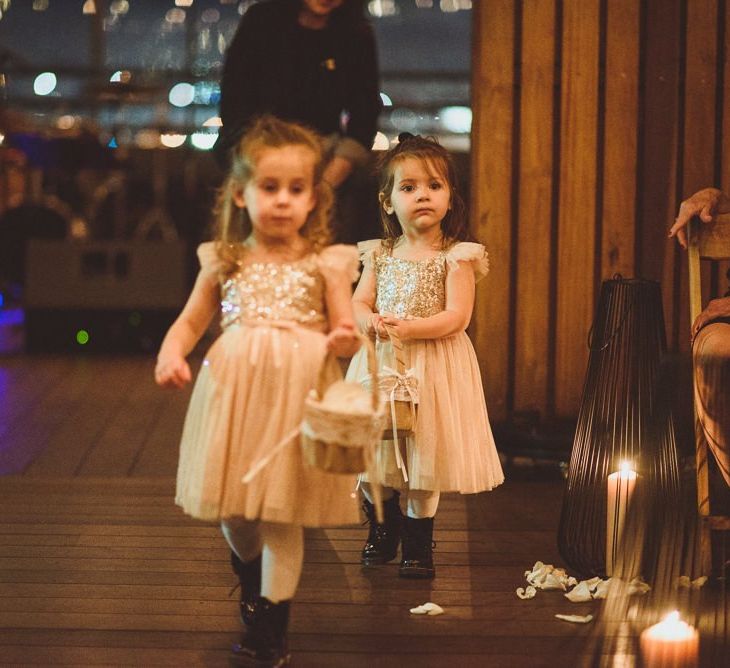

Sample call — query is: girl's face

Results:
[301,0,344,18]
[382,157,451,235]
[234,145,317,244]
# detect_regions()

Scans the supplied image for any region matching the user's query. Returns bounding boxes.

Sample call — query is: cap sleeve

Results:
[445,242,489,282]
[196,242,225,276]
[317,244,361,284]
[356,239,383,270]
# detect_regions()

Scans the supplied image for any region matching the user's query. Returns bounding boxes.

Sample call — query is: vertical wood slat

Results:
[513,0,555,416]
[719,0,730,300]
[602,0,640,280]
[554,0,601,416]
[635,0,682,348]
[679,0,719,351]
[470,1,728,421]
[470,1,515,422]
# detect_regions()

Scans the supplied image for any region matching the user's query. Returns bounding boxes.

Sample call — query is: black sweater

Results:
[217,0,382,162]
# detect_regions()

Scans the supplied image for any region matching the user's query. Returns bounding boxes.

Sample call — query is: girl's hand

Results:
[154,355,192,389]
[380,316,412,341]
[365,313,387,340]
[326,323,362,357]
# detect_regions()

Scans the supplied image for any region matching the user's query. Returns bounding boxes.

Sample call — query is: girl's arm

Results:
[352,263,385,338]
[381,261,475,341]
[155,270,219,388]
[324,272,361,358]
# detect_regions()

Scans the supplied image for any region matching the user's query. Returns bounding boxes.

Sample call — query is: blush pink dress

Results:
[345,239,504,493]
[175,242,361,526]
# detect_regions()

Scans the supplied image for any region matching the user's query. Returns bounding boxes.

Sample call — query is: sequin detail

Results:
[374,253,447,318]
[220,256,327,330]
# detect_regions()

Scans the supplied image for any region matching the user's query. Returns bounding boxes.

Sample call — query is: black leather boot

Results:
[229,597,291,667]
[231,551,262,627]
[399,516,436,579]
[361,491,403,566]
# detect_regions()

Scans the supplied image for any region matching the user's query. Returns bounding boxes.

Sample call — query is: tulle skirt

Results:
[346,331,504,493]
[175,322,360,527]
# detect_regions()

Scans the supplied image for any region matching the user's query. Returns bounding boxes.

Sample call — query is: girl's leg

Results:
[221,517,262,562]
[406,489,440,519]
[230,522,302,666]
[259,522,304,602]
[221,519,263,627]
[359,483,403,566]
[401,490,440,580]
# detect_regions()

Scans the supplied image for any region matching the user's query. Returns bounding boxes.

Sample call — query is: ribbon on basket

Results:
[362,365,417,483]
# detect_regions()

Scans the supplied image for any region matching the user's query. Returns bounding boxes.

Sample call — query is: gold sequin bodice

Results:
[220,256,326,330]
[374,252,447,318]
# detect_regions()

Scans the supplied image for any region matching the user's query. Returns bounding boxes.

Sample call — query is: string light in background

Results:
[33,72,56,96]
[168,82,195,107]
[190,132,218,150]
[160,133,187,148]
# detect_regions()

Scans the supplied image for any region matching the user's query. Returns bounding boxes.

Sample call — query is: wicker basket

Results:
[301,336,384,475]
[379,324,418,440]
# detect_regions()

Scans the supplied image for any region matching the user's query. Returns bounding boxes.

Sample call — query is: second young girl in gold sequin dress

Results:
[346,133,504,579]
[155,117,361,666]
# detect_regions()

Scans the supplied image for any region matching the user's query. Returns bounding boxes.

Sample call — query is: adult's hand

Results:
[323,155,354,189]
[669,187,730,249]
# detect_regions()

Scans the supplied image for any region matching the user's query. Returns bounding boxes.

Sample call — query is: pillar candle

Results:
[640,611,699,668]
[606,461,637,575]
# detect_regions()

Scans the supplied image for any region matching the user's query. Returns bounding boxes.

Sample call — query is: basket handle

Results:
[362,334,380,411]
[382,323,406,375]
[314,333,380,413]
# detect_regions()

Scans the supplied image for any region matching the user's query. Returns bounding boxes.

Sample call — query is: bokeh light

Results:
[33,72,57,96]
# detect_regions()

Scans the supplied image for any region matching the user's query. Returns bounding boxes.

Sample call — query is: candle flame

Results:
[620,460,634,474]
[663,610,680,623]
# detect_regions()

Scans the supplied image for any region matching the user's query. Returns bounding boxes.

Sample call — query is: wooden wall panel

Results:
[554,0,600,416]
[470,1,515,422]
[513,0,555,416]
[602,0,640,280]
[470,0,728,423]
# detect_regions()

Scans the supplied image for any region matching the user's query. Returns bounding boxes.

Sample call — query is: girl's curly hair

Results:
[213,114,333,274]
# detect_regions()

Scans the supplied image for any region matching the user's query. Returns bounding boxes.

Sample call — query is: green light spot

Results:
[129,311,142,327]
[76,329,90,345]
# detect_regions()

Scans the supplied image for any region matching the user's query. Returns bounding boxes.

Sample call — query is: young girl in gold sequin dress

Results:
[155,116,361,667]
[346,133,504,579]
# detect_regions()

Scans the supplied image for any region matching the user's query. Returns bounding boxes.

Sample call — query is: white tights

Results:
[221,519,303,603]
[360,483,440,519]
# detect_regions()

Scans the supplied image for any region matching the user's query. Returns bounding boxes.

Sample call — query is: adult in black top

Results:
[217,0,382,194]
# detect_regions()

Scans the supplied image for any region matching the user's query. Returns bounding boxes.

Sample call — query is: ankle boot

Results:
[361,491,403,566]
[399,516,436,579]
[231,551,262,627]
[229,597,291,667]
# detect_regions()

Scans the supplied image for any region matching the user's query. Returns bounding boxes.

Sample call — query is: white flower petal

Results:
[555,613,594,624]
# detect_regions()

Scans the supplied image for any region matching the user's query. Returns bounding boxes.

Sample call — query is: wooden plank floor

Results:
[0,355,598,666]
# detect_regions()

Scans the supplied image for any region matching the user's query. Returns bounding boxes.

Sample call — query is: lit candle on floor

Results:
[640,611,699,668]
[606,460,637,575]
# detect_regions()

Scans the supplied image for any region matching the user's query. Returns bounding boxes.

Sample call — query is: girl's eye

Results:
[400,184,414,192]
[261,182,277,192]
[430,182,442,190]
